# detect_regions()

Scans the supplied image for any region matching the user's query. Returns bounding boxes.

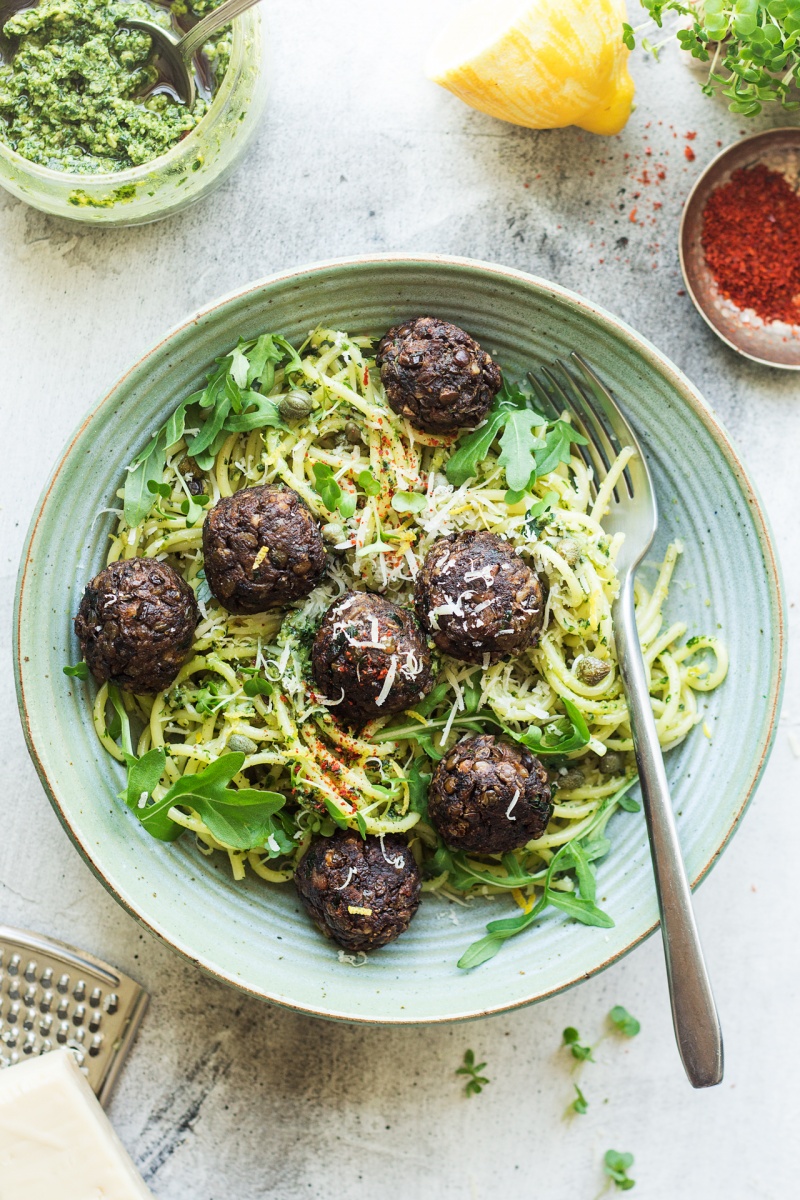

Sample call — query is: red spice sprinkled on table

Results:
[684,145,696,162]
[701,162,800,325]
[685,131,697,140]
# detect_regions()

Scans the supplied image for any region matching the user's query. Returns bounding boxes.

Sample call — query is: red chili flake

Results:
[677,289,686,296]
[684,145,696,162]
[363,367,369,387]
[653,201,662,210]
[685,131,697,140]
[644,146,653,157]
[656,166,666,181]
[701,163,800,325]
[629,207,638,223]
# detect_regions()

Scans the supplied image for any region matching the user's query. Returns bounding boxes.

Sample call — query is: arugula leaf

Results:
[124,430,167,527]
[534,420,588,480]
[445,403,511,487]
[497,407,546,492]
[406,758,432,818]
[511,696,591,756]
[63,662,89,679]
[136,753,285,849]
[616,790,642,813]
[609,1005,641,1037]
[549,892,614,928]
[456,779,641,969]
[224,392,286,434]
[355,810,368,839]
[604,1150,635,1191]
[323,796,350,829]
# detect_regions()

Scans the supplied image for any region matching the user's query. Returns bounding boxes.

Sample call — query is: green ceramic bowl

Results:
[14,256,785,1023]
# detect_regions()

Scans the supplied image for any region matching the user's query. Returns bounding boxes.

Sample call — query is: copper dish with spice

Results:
[679,128,800,370]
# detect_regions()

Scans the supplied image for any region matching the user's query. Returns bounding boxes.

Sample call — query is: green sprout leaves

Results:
[63,661,89,679]
[563,1027,595,1063]
[570,1083,589,1115]
[604,1150,636,1191]
[631,1,800,117]
[313,463,356,518]
[609,1005,641,1038]
[456,1049,489,1097]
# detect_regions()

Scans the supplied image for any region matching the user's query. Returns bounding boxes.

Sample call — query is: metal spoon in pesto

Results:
[121,0,262,107]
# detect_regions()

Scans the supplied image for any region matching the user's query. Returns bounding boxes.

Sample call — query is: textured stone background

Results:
[1,3,798,1196]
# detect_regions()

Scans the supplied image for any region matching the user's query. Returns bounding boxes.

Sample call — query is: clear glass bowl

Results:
[0,8,268,226]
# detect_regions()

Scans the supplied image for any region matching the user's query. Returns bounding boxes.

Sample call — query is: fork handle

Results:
[613,575,723,1088]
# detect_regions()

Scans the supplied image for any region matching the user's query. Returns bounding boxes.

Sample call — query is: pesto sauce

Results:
[0,0,231,173]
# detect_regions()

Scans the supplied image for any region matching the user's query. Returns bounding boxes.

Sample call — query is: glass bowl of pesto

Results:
[0,0,268,225]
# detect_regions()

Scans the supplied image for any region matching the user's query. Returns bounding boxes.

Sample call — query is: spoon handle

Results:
[181,0,263,62]
[613,575,724,1089]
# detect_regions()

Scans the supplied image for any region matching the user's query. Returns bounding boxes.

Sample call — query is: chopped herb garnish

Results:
[456,1049,489,1097]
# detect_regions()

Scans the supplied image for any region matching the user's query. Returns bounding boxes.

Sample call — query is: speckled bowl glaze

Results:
[14,256,785,1023]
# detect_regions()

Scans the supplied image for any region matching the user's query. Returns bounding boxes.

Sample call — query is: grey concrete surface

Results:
[1,3,798,1197]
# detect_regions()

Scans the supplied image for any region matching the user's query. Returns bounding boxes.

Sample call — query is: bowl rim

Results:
[14,252,787,1023]
[678,126,800,370]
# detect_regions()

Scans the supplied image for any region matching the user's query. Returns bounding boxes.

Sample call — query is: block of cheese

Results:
[0,1048,152,1197]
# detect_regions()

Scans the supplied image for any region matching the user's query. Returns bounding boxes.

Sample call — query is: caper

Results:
[575,656,611,686]
[555,538,580,567]
[278,389,314,421]
[345,420,364,445]
[228,734,258,755]
[556,768,585,791]
[598,751,625,776]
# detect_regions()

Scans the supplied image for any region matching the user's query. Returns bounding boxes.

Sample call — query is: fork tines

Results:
[527,354,638,503]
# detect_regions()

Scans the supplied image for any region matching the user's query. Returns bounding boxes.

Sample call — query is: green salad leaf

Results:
[123,337,296,527]
[136,753,285,849]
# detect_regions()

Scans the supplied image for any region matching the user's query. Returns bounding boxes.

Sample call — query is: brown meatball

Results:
[429,734,552,854]
[74,558,198,694]
[376,316,502,435]
[202,484,326,614]
[295,830,421,951]
[311,591,434,727]
[414,531,543,665]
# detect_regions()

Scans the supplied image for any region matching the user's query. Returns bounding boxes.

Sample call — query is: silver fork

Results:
[528,352,724,1089]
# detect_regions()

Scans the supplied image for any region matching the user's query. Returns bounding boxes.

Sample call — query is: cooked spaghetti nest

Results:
[94,326,728,903]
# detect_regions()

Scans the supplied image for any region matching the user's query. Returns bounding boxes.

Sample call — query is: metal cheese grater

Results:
[0,925,148,1106]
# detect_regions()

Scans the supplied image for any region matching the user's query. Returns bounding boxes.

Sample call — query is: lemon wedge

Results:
[427,0,634,137]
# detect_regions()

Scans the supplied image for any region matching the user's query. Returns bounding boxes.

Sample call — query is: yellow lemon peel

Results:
[427,0,635,137]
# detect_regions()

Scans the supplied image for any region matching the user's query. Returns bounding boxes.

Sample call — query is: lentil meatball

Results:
[74,558,198,694]
[414,531,544,665]
[376,316,502,435]
[311,591,434,727]
[429,734,552,854]
[295,830,421,951]
[202,484,326,614]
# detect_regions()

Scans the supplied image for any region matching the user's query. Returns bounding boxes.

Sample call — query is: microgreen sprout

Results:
[63,661,89,679]
[569,1083,589,1116]
[603,1150,636,1191]
[456,1049,490,1097]
[563,1027,595,1063]
[609,1006,641,1038]
[624,1,800,117]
